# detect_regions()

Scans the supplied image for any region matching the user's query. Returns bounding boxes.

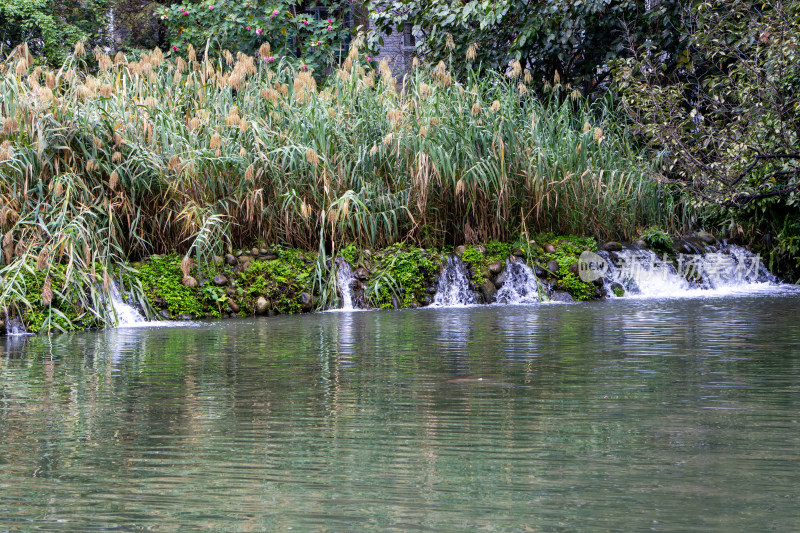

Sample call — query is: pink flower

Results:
[273,9,279,15]
[246,26,251,30]
[366,55,371,61]
[256,28,262,35]
[208,5,213,9]
[172,45,178,51]
[303,20,308,25]
[267,56,275,62]
[328,25,333,30]
[328,18,333,23]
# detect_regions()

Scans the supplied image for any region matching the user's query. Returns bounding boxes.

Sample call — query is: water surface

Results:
[2,291,800,531]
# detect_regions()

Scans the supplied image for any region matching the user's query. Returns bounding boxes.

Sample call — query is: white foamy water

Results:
[336,259,356,311]
[495,260,544,304]
[109,284,147,325]
[108,283,196,328]
[432,255,481,307]
[600,245,782,299]
[5,315,30,336]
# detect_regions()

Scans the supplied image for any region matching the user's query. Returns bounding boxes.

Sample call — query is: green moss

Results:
[639,225,673,255]
[537,235,599,301]
[339,243,360,265]
[460,247,486,285]
[135,254,207,318]
[16,262,104,333]
[237,249,313,314]
[461,241,513,286]
[369,244,439,309]
[557,273,597,301]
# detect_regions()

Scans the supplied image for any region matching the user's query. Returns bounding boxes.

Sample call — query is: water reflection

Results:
[2,292,800,531]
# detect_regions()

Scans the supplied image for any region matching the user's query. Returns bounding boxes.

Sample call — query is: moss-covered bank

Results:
[0,229,776,335]
[2,236,606,334]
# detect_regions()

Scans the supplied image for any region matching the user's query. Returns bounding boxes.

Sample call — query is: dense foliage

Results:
[0,0,108,63]
[157,1,356,73]
[368,0,684,93]
[613,0,800,277]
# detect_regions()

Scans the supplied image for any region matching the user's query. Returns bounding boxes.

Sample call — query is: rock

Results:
[550,291,574,302]
[512,248,526,257]
[488,261,504,275]
[544,243,556,254]
[239,254,254,264]
[0,319,5,332]
[225,287,236,296]
[227,299,240,314]
[258,248,269,255]
[251,247,259,256]
[255,296,269,315]
[601,241,623,252]
[178,313,194,320]
[454,245,467,256]
[159,310,171,319]
[534,265,548,278]
[494,271,507,290]
[674,240,701,254]
[390,294,401,309]
[480,279,497,303]
[474,245,486,254]
[213,274,228,286]
[633,240,648,249]
[696,231,716,244]
[546,260,560,276]
[181,275,198,288]
[234,250,243,257]
[354,267,370,281]
[214,255,224,265]
[225,254,238,266]
[299,292,314,311]
[419,294,433,306]
[568,262,580,276]
[609,282,625,298]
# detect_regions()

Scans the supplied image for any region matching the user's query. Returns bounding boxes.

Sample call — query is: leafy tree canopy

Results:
[367,0,684,93]
[613,0,800,274]
[0,0,108,63]
[157,0,356,72]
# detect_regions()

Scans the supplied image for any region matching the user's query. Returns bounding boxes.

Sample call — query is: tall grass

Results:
[0,40,676,327]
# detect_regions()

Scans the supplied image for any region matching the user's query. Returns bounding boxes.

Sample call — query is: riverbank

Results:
[1,230,781,335]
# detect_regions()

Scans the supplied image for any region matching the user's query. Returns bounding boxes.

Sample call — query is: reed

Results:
[0,42,677,328]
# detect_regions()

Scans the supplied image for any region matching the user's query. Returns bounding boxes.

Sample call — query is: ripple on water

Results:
[1,292,800,531]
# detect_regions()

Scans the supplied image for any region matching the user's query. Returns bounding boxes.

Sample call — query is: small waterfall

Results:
[5,316,29,336]
[495,259,544,304]
[336,259,357,310]
[108,283,147,326]
[433,255,480,306]
[600,245,777,298]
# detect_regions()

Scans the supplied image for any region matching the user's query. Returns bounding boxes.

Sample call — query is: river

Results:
[2,290,800,531]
